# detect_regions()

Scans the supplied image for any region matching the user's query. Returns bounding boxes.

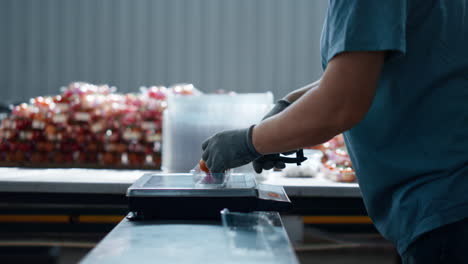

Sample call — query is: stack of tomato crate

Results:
[0,82,195,169]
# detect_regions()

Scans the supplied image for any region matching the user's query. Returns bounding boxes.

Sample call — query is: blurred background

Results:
[0,0,327,104]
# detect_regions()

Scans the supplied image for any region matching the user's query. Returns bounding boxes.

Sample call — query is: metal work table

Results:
[0,167,368,236]
[0,167,360,197]
[80,217,299,264]
[0,168,146,194]
[0,167,371,263]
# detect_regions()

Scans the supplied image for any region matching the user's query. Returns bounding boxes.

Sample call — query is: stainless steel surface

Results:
[221,210,298,263]
[80,217,299,264]
[127,173,257,197]
[0,168,144,194]
[0,168,361,197]
[263,171,361,198]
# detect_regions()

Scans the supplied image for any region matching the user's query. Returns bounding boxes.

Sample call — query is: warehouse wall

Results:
[0,0,328,104]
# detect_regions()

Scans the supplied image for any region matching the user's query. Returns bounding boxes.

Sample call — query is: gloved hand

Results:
[262,99,290,120]
[253,99,292,173]
[253,154,287,173]
[201,125,261,173]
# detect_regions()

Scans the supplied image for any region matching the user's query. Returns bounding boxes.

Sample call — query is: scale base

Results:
[126,173,291,220]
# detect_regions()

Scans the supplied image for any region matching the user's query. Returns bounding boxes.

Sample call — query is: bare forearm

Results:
[284,78,322,103]
[252,51,384,155]
[253,77,351,154]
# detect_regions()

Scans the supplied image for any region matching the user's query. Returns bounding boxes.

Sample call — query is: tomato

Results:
[199,159,210,173]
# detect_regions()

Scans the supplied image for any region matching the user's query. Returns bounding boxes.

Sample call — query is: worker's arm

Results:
[260,78,322,122]
[284,78,322,103]
[251,78,321,173]
[201,51,384,173]
[253,51,385,154]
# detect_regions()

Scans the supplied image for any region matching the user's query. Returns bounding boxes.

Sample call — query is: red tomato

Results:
[199,159,210,173]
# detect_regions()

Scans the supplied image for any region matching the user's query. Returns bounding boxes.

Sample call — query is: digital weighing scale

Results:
[127,173,292,220]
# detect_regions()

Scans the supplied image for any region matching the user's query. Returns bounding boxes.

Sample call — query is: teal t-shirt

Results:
[321,0,468,254]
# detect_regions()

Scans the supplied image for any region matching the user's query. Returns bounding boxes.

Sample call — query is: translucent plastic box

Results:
[162,92,273,173]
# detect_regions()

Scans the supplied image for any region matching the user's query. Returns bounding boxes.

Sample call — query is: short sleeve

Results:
[321,0,407,68]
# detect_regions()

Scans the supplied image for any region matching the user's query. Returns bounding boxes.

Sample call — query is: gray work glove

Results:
[253,154,287,173]
[201,125,261,173]
[262,99,291,120]
[253,99,292,173]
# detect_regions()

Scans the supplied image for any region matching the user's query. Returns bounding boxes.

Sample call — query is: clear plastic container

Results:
[219,209,299,263]
[220,209,279,254]
[191,163,232,187]
[162,92,273,173]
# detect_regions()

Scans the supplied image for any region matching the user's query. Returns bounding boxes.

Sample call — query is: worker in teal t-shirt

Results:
[201,0,468,262]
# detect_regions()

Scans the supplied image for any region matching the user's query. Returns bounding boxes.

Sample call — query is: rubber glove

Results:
[253,154,287,173]
[262,99,290,120]
[201,125,261,173]
[252,99,291,173]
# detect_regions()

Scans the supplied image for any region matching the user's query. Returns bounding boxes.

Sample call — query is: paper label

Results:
[123,130,142,140]
[56,103,69,111]
[20,131,33,140]
[257,184,290,203]
[53,114,67,123]
[91,122,104,133]
[75,112,91,121]
[145,133,161,142]
[32,120,46,129]
[142,121,156,130]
